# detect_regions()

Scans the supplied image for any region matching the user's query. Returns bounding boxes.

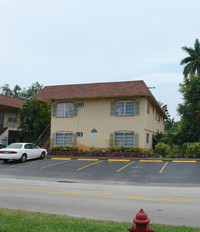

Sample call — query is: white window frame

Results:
[115,101,135,116]
[55,132,73,146]
[56,103,74,117]
[115,132,134,146]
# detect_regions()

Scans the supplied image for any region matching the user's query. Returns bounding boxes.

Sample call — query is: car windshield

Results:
[6,144,23,149]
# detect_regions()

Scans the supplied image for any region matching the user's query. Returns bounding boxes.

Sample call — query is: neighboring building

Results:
[35,80,167,149]
[0,94,24,145]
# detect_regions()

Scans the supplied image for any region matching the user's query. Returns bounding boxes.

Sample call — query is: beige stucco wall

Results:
[0,108,20,129]
[50,97,165,149]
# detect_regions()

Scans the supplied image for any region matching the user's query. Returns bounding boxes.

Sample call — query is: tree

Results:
[158,102,178,132]
[180,38,200,77]
[159,102,170,119]
[0,84,14,97]
[19,99,51,142]
[0,82,43,100]
[23,82,43,100]
[177,75,200,143]
[13,85,22,98]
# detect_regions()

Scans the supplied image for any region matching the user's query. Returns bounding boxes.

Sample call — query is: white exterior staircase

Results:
[0,128,9,145]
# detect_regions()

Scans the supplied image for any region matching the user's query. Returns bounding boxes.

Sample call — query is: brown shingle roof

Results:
[35,80,152,100]
[0,94,25,108]
[35,80,167,118]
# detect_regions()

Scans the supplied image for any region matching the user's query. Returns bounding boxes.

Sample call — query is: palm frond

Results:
[181,38,200,77]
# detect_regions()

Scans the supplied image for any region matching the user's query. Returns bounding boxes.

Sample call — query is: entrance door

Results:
[0,111,4,126]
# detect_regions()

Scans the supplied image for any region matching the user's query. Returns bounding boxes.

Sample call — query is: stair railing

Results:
[34,124,50,147]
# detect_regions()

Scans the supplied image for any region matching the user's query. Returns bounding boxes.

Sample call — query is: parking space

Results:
[0,158,200,185]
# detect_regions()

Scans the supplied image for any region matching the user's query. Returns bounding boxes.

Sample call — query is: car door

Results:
[30,144,41,158]
[24,144,33,159]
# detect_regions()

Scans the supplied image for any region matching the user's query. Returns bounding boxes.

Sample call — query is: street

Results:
[0,176,200,227]
[0,159,200,227]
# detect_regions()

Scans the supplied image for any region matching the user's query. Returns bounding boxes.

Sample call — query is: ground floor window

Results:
[146,133,149,144]
[115,132,134,146]
[56,132,73,146]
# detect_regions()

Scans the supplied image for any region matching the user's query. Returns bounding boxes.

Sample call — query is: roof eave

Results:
[37,94,167,119]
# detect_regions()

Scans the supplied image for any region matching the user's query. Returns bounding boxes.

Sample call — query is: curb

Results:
[46,156,199,163]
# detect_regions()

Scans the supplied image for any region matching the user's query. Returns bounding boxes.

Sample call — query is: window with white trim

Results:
[56,103,74,117]
[8,113,17,123]
[115,132,134,146]
[115,101,135,116]
[56,132,73,146]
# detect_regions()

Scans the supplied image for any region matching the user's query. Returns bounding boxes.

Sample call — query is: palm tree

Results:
[180,39,200,77]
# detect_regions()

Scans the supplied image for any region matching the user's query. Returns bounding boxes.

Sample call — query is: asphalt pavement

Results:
[0,176,200,227]
[0,158,200,186]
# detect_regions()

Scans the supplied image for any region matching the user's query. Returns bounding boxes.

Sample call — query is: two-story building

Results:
[35,80,167,149]
[0,94,24,145]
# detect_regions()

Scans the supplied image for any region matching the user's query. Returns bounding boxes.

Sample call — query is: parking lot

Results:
[0,158,200,186]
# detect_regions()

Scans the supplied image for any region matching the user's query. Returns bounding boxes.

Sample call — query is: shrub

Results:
[166,145,182,158]
[88,146,107,152]
[155,142,170,157]
[146,149,155,157]
[108,146,122,152]
[108,146,144,153]
[50,145,78,152]
[184,143,200,158]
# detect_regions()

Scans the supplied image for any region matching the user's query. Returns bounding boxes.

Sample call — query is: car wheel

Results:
[40,152,45,159]
[20,154,27,163]
[3,159,9,163]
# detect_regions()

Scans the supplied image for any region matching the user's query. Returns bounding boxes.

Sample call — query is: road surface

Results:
[0,176,200,227]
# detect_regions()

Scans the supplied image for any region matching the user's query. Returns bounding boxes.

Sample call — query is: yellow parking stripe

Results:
[159,162,168,174]
[139,160,163,162]
[108,159,130,162]
[116,161,135,173]
[40,160,73,169]
[51,158,71,160]
[172,160,197,163]
[77,161,102,171]
[10,163,28,168]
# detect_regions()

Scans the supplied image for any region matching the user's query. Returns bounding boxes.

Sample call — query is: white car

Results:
[0,143,47,163]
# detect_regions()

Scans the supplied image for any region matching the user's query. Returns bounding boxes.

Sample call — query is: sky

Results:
[0,0,199,121]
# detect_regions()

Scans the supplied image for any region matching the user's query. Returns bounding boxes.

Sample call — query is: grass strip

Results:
[0,208,199,232]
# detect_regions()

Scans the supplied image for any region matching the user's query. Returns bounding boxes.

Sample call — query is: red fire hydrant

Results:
[128,209,155,232]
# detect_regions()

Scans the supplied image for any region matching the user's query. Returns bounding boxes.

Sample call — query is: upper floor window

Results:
[8,113,17,123]
[115,101,135,116]
[77,103,84,108]
[155,112,157,120]
[147,103,150,114]
[56,103,74,117]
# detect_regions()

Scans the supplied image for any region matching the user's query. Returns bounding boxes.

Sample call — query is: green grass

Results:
[0,208,199,232]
